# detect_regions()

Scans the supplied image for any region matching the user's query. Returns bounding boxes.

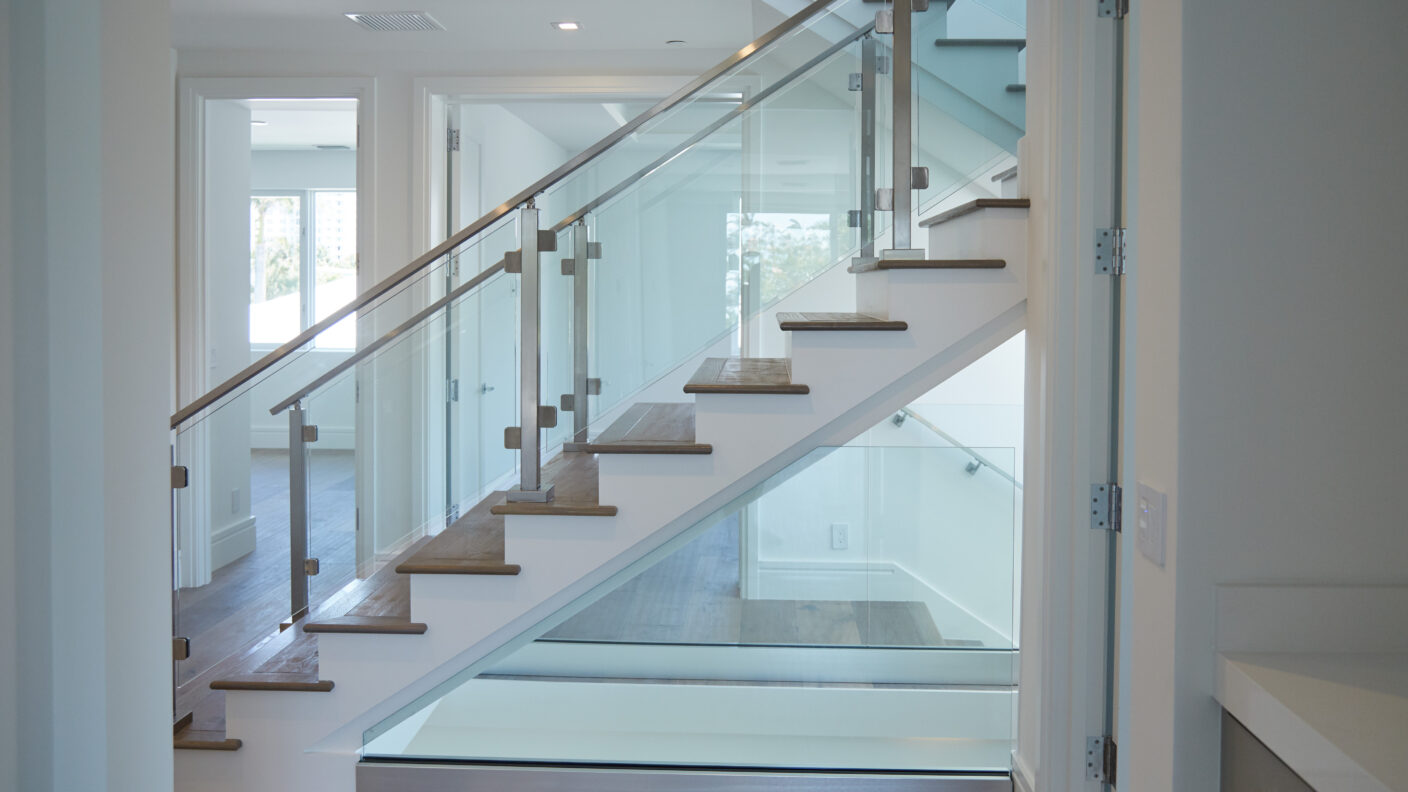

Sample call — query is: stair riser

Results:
[924,206,1027,261]
[857,264,1024,329]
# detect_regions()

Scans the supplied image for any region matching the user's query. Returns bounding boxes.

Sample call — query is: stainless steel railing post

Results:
[288,401,310,620]
[507,204,555,502]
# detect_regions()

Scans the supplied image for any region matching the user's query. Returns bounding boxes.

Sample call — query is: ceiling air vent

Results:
[343,11,445,32]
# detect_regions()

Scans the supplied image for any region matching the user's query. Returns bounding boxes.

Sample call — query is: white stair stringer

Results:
[176,209,1027,792]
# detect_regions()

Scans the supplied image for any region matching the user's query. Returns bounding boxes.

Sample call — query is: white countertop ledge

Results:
[1217,652,1408,792]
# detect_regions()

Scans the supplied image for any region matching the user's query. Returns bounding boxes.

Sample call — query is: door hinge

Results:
[447,128,461,152]
[170,465,189,489]
[447,378,459,403]
[1097,0,1128,18]
[1096,227,1128,275]
[1087,735,1117,784]
[303,558,321,576]
[1091,483,1123,532]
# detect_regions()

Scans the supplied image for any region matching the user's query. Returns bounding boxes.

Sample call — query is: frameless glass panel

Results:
[304,377,359,608]
[173,377,297,694]
[364,439,1017,772]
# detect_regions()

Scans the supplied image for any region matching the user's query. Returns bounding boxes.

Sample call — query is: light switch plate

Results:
[1136,483,1166,567]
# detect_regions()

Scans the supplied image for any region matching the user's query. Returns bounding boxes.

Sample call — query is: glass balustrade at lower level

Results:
[363,442,1018,774]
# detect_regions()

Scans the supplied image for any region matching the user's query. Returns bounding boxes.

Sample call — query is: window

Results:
[250,189,357,349]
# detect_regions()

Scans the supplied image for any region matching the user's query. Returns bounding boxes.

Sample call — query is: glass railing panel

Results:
[911,1,1023,216]
[173,380,297,692]
[364,440,1017,772]
[537,33,877,435]
[303,374,359,607]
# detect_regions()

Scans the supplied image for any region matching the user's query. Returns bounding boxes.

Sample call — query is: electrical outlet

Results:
[831,523,849,550]
[1136,483,1166,567]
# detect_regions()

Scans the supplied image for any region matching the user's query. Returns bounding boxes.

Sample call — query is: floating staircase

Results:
[174,197,1030,791]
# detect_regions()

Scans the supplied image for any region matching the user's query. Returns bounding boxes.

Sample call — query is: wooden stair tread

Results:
[933,38,1027,49]
[303,616,427,634]
[174,729,242,751]
[209,673,333,692]
[397,495,520,575]
[918,198,1030,228]
[848,258,1006,273]
[582,403,712,454]
[683,358,809,395]
[777,312,908,331]
[491,452,618,516]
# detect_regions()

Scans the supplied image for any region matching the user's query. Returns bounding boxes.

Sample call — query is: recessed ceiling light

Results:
[551,21,581,31]
[667,39,687,46]
[251,120,269,126]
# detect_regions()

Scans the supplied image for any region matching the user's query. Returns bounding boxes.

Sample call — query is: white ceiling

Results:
[172,0,778,61]
[246,99,358,150]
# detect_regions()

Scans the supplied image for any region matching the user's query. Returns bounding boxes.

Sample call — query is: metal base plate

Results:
[505,483,556,503]
[882,248,928,261]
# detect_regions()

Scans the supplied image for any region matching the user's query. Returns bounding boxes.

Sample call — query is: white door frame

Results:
[175,75,379,584]
[1015,1,1123,790]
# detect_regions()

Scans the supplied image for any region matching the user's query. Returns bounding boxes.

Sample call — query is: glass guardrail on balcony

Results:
[362,439,1018,772]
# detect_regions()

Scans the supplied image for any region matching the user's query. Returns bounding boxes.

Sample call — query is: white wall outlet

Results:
[1136,483,1166,567]
[830,523,849,550]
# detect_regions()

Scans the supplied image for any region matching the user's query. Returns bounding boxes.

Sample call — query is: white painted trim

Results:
[1012,752,1037,792]
[1016,0,1119,788]
[210,515,257,571]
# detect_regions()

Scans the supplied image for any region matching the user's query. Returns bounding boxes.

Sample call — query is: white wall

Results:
[200,100,256,575]
[251,148,356,191]
[6,0,174,790]
[0,0,18,787]
[1121,0,1408,789]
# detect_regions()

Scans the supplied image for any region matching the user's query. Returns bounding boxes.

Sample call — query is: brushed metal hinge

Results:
[172,637,190,662]
[170,466,189,489]
[1097,0,1128,18]
[1096,227,1128,275]
[447,378,459,403]
[1091,483,1123,532]
[301,424,319,443]
[1087,735,1117,784]
[304,558,320,576]
[447,128,460,152]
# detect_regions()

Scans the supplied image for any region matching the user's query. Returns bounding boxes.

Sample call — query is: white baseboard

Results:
[1012,751,1036,792]
[211,515,256,571]
[375,524,429,565]
[251,424,355,451]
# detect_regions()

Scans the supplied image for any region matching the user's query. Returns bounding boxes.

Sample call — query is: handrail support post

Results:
[288,402,311,621]
[507,205,555,503]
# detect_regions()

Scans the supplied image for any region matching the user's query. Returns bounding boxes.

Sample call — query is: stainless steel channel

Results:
[357,764,1012,792]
